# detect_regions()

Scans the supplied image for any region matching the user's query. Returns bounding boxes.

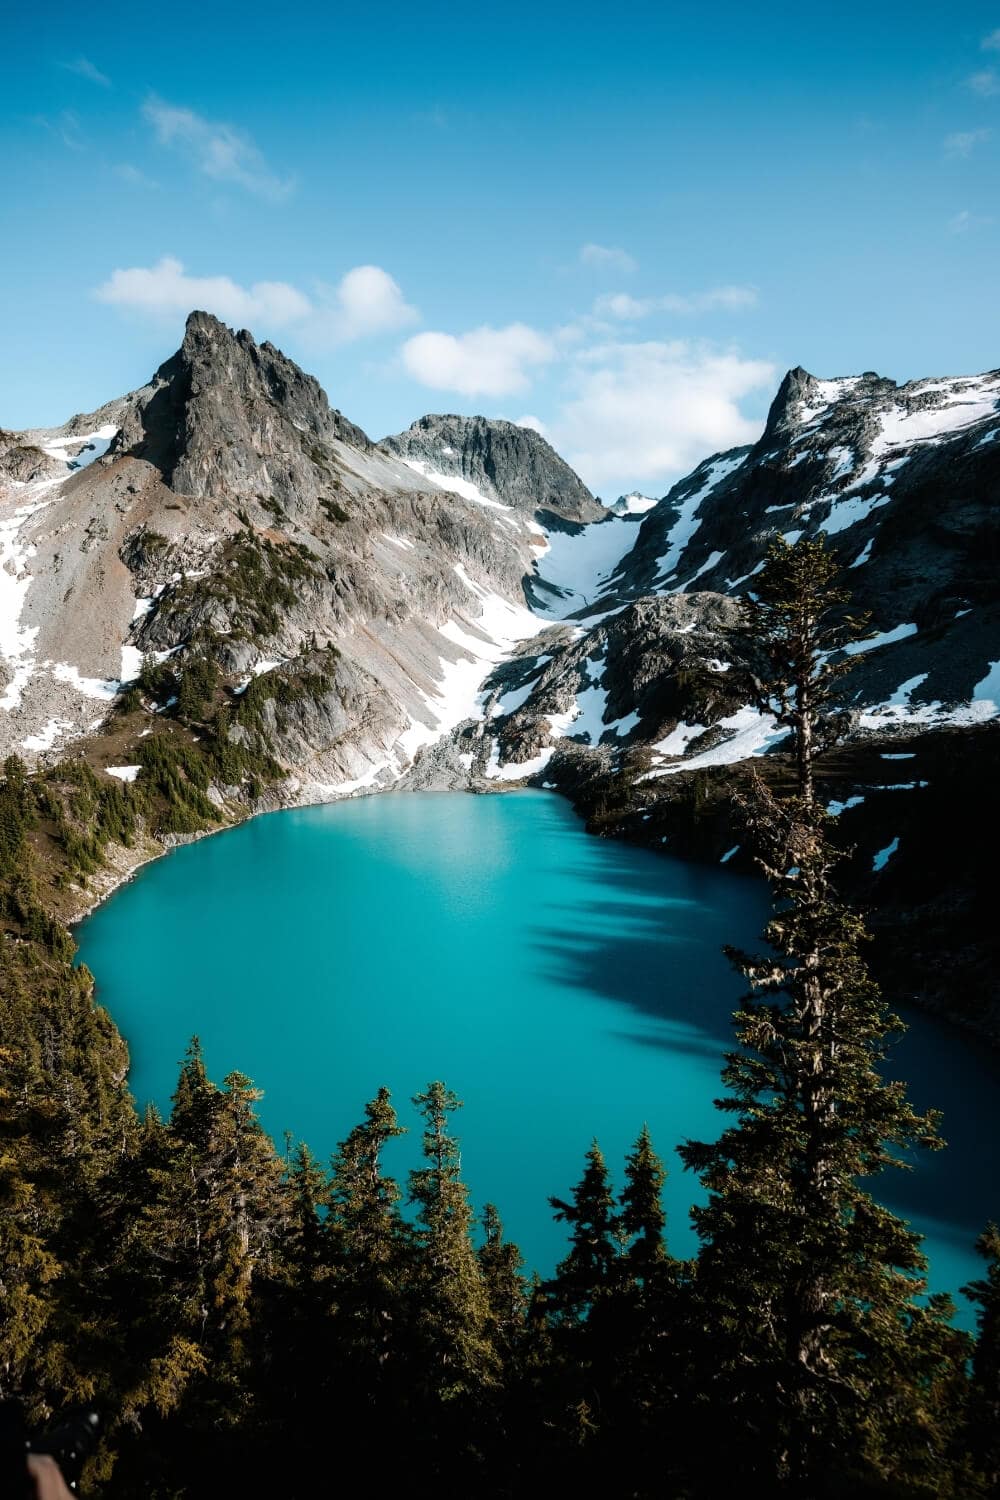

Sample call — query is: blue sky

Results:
[2,0,999,495]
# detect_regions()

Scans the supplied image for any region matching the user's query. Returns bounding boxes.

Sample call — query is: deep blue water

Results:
[76,790,999,1323]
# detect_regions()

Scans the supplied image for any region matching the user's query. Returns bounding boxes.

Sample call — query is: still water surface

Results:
[76,791,999,1320]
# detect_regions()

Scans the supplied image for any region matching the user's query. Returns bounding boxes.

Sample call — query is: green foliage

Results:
[138,653,178,703]
[408,1082,499,1402]
[175,656,219,722]
[0,755,34,878]
[212,532,322,640]
[743,533,871,800]
[259,497,286,524]
[546,1142,620,1322]
[962,1224,1000,1490]
[679,535,972,1495]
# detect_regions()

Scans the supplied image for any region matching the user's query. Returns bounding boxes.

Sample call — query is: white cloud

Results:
[594,285,759,319]
[982,28,1000,50]
[95,257,310,324]
[514,414,547,435]
[319,265,417,341]
[944,128,992,156]
[549,340,775,489]
[142,97,294,199]
[401,324,555,396]
[579,243,638,274]
[94,257,416,344]
[967,69,1000,96]
[62,57,111,87]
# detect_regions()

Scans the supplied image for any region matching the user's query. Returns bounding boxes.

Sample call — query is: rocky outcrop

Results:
[109,310,373,512]
[380,413,605,523]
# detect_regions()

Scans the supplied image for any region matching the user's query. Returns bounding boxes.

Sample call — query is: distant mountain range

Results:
[1,312,997,1033]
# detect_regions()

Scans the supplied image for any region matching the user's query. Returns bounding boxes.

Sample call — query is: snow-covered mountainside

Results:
[1,324,997,1031]
[0,313,588,792]
[477,363,1000,781]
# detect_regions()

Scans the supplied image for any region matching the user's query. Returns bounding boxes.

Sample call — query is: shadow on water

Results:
[527,837,999,1261]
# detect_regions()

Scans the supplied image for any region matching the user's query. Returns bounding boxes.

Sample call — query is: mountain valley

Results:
[1,312,997,1035]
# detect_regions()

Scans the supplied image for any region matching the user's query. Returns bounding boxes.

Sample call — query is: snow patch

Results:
[872,837,899,872]
[826,794,865,816]
[607,709,641,736]
[842,622,917,656]
[105,764,141,783]
[654,453,746,581]
[400,458,514,518]
[686,549,725,583]
[873,387,998,453]
[612,492,658,515]
[532,514,642,619]
[822,492,890,536]
[50,662,120,700]
[485,742,555,782]
[120,645,143,682]
[21,717,74,752]
[40,424,118,471]
[645,707,789,778]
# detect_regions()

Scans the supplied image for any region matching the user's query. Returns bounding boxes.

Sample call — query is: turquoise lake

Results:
[76,790,998,1321]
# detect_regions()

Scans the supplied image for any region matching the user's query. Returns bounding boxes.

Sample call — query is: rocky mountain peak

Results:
[760,365,903,444]
[380,412,604,524]
[109,310,371,504]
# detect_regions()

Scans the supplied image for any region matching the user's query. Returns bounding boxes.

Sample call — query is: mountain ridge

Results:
[1,316,998,1033]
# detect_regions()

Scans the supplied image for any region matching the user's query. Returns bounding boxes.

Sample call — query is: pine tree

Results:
[111,1046,288,1492]
[678,535,968,1496]
[743,534,868,807]
[478,1203,528,1357]
[326,1086,408,1378]
[963,1224,1000,1494]
[620,1124,667,1276]
[407,1082,498,1402]
[546,1141,620,1323]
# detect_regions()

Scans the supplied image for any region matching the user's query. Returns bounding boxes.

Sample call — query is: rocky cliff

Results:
[381,412,604,523]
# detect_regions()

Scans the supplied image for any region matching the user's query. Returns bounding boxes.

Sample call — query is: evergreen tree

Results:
[110,1046,288,1492]
[546,1141,620,1323]
[620,1124,667,1276]
[407,1082,497,1400]
[963,1224,1000,1494]
[478,1202,528,1357]
[326,1086,409,1378]
[678,535,968,1496]
[743,534,868,807]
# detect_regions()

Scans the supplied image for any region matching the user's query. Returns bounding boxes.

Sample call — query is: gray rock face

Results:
[482,592,752,771]
[380,413,604,523]
[110,311,372,514]
[0,312,556,787]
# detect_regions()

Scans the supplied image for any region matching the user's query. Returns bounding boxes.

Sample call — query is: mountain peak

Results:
[110,312,371,499]
[380,412,603,523]
[760,366,820,439]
